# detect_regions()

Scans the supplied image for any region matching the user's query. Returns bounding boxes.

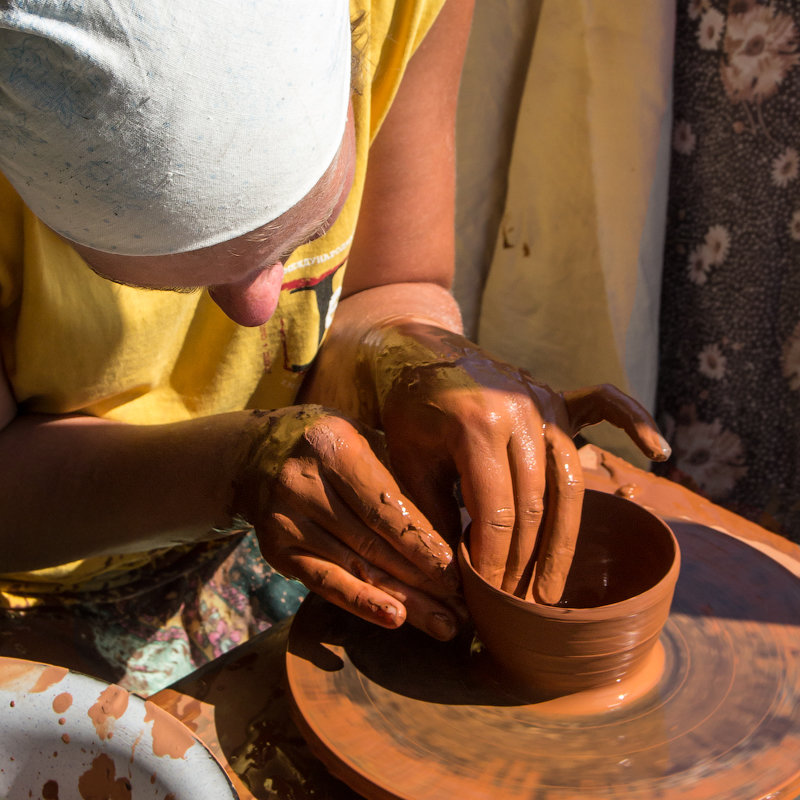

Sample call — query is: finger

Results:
[277,523,463,641]
[387,451,463,549]
[530,424,585,605]
[316,422,458,587]
[357,424,393,470]
[275,458,459,598]
[378,571,468,641]
[562,384,672,461]
[457,440,516,589]
[287,551,406,628]
[500,424,546,597]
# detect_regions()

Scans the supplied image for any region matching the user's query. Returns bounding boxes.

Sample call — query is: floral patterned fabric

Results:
[656,0,800,540]
[0,532,307,697]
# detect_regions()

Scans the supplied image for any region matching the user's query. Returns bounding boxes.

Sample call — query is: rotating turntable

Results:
[286,520,800,800]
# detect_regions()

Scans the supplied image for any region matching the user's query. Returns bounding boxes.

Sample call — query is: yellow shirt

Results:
[0,0,445,604]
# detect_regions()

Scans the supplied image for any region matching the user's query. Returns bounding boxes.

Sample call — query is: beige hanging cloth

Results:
[477,0,675,466]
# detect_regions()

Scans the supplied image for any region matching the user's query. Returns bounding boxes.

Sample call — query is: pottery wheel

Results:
[286,521,800,800]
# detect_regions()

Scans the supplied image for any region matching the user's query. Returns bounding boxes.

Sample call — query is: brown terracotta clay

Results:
[458,489,680,695]
[155,454,800,800]
[285,515,800,800]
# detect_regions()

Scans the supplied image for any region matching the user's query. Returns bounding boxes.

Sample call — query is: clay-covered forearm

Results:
[298,281,463,426]
[0,402,465,639]
[0,409,263,573]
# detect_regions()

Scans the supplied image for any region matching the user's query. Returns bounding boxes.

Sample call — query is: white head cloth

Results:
[0,0,351,255]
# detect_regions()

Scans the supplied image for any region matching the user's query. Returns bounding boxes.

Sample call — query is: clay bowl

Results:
[458,489,680,697]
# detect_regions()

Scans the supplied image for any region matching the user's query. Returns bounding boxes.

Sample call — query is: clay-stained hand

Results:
[232,406,463,640]
[366,320,671,605]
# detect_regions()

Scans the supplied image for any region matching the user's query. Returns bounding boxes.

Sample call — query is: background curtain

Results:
[455,0,676,466]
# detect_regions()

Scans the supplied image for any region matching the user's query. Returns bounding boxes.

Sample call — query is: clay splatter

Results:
[129,728,144,764]
[30,666,69,694]
[87,685,129,741]
[52,692,72,714]
[144,701,195,759]
[0,660,67,693]
[78,753,132,800]
[41,779,59,799]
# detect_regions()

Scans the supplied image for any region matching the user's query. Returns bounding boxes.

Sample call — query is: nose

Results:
[208,263,285,327]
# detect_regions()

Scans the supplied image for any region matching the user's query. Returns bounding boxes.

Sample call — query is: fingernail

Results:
[426,611,457,641]
[656,434,672,460]
[376,603,401,628]
[533,576,562,606]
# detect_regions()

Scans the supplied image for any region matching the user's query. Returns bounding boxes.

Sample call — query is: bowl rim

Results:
[458,489,681,620]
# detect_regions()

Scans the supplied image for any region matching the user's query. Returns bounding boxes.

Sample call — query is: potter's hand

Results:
[232,405,462,640]
[364,319,670,604]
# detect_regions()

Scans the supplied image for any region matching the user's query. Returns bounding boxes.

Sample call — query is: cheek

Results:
[326,111,357,226]
[340,118,357,203]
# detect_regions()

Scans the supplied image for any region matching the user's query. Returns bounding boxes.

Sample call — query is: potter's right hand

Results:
[232,405,462,641]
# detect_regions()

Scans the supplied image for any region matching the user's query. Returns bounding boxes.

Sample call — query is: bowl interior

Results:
[551,490,675,608]
[463,490,677,609]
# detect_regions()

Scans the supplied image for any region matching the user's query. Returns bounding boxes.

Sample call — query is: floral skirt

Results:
[656,0,800,541]
[0,531,307,696]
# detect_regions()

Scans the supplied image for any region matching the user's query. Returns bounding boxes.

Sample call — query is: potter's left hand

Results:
[365,318,671,604]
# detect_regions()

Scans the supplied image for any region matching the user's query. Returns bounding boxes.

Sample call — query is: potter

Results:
[459,489,680,697]
[0,0,669,694]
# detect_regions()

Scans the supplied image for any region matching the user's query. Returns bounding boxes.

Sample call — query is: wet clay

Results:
[77,752,132,800]
[0,659,67,694]
[52,691,73,714]
[234,406,455,595]
[150,446,800,800]
[42,778,59,799]
[470,638,666,718]
[459,490,680,696]
[286,534,800,800]
[368,319,619,605]
[87,684,129,741]
[144,700,197,759]
[377,489,452,571]
[580,444,800,577]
